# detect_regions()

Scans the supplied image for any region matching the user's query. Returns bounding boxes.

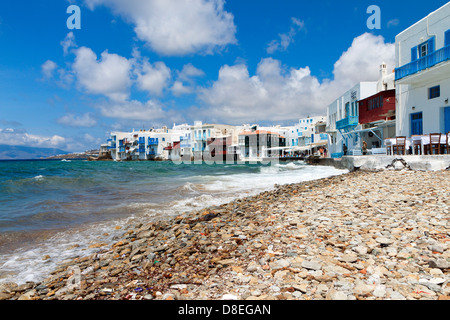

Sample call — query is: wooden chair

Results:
[385,139,392,155]
[393,136,406,155]
[412,137,422,155]
[442,132,450,155]
[425,133,441,155]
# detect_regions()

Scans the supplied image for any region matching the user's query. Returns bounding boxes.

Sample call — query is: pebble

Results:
[5,170,450,300]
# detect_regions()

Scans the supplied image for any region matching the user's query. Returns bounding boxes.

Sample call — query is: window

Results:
[429,86,440,99]
[419,42,428,58]
[446,30,450,47]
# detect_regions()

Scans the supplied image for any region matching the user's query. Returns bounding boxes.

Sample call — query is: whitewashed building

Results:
[326,82,378,157]
[395,2,450,137]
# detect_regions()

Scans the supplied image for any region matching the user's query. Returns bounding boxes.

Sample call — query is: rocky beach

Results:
[1,168,449,301]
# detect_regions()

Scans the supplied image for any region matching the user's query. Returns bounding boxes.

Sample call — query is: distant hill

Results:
[0,145,69,160]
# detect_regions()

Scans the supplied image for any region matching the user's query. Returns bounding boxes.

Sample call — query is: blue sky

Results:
[0,0,448,152]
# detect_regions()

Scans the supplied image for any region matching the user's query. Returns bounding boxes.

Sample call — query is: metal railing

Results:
[396,45,450,81]
[336,116,358,130]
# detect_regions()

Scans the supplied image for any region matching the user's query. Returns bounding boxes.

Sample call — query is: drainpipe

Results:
[426,15,437,42]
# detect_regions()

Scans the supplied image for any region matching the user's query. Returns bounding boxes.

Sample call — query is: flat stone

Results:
[301,260,322,271]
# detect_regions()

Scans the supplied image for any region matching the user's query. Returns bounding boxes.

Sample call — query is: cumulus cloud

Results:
[171,63,205,96]
[84,0,237,56]
[135,60,171,96]
[198,33,395,124]
[41,60,58,79]
[72,46,133,101]
[61,32,77,55]
[57,113,97,127]
[0,128,67,149]
[267,17,305,54]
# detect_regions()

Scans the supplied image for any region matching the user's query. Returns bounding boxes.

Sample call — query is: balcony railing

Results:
[395,45,450,81]
[148,138,159,145]
[336,116,358,130]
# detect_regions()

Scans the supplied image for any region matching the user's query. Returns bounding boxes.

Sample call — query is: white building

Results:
[326,82,378,157]
[190,122,239,161]
[395,2,450,137]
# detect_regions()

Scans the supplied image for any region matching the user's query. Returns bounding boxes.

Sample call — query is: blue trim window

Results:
[429,85,440,100]
[419,41,428,58]
[446,30,450,47]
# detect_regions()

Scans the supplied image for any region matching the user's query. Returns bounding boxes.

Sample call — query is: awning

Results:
[308,141,328,148]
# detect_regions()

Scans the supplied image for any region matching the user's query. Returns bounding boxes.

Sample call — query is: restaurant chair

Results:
[412,138,422,155]
[442,132,450,155]
[425,133,441,155]
[385,139,392,155]
[393,136,406,155]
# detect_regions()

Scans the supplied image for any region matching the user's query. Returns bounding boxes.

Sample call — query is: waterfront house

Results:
[238,128,286,161]
[190,122,240,161]
[395,2,450,137]
[326,82,378,157]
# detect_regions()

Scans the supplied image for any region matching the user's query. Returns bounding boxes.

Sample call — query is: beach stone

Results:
[353,281,375,296]
[375,237,394,246]
[428,259,450,270]
[326,289,348,300]
[301,260,322,271]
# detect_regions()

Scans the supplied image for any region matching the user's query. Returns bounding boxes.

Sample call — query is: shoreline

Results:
[1,169,449,300]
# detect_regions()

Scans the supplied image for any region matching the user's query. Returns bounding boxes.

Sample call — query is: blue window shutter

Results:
[445,30,450,47]
[411,46,417,61]
[428,36,435,53]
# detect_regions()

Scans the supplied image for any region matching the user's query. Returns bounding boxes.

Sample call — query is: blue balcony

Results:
[119,147,126,153]
[138,147,145,153]
[138,137,145,144]
[107,144,116,150]
[119,140,124,147]
[148,150,156,156]
[396,45,450,81]
[148,138,159,145]
[336,116,358,130]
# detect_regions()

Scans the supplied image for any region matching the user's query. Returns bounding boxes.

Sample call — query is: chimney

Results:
[380,62,387,78]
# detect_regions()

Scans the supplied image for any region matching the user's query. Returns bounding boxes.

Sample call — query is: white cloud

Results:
[135,60,171,96]
[72,46,133,101]
[171,63,205,96]
[332,33,395,90]
[0,128,67,149]
[41,60,58,79]
[387,19,400,28]
[57,113,97,127]
[61,32,77,55]
[267,17,305,54]
[84,0,237,56]
[177,63,205,82]
[198,33,395,124]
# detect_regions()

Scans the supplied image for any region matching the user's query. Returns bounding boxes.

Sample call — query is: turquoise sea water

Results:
[0,159,348,284]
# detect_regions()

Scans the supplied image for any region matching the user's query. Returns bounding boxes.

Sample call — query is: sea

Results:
[0,159,348,285]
